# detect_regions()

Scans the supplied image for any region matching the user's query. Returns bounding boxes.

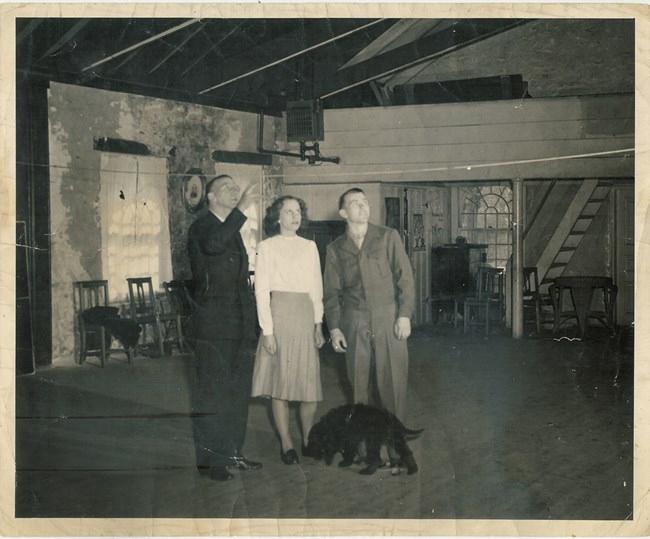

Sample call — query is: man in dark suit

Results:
[187,174,262,481]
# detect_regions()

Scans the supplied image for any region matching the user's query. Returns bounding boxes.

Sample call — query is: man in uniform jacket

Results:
[324,187,415,423]
[187,174,262,481]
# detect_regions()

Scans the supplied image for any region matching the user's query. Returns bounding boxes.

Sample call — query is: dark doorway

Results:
[16,78,52,369]
[299,220,346,273]
[299,220,346,340]
[16,221,35,375]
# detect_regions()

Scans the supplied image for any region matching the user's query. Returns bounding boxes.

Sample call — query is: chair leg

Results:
[176,315,185,353]
[485,304,490,335]
[155,319,165,357]
[463,303,469,334]
[99,327,107,368]
[535,300,542,333]
[79,330,87,365]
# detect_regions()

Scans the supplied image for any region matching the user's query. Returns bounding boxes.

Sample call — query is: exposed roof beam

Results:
[199,19,386,95]
[317,19,530,101]
[81,19,201,72]
[108,48,143,73]
[38,19,91,60]
[18,66,283,116]
[179,21,244,77]
[370,80,390,106]
[339,19,453,70]
[16,19,43,46]
[148,24,205,74]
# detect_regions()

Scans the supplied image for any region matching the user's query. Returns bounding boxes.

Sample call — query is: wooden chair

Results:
[162,280,192,350]
[523,267,542,333]
[127,277,184,356]
[455,266,505,335]
[74,280,133,367]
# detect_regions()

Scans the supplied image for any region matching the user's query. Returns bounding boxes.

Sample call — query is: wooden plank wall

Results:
[281,94,633,184]
[282,183,382,222]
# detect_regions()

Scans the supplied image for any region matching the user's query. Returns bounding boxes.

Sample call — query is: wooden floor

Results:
[15,324,633,520]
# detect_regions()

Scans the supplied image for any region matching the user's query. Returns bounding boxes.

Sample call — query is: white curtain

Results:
[100,153,172,302]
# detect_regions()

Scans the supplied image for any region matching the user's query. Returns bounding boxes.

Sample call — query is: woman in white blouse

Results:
[251,196,325,465]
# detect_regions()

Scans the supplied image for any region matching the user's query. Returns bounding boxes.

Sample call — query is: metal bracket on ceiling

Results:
[257,111,340,166]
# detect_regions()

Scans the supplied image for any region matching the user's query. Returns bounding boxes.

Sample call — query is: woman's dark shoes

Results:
[301,443,315,458]
[280,448,299,465]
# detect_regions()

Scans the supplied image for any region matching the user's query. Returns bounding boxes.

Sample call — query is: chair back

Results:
[162,280,193,317]
[475,266,505,301]
[74,280,109,313]
[127,277,158,320]
[523,267,540,298]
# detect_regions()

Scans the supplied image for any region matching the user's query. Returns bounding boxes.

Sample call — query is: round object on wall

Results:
[182,169,206,213]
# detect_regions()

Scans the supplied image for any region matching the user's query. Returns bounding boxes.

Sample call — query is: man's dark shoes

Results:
[280,448,299,465]
[229,456,263,471]
[199,466,234,481]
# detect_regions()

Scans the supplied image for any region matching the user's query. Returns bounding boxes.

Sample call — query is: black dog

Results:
[306,403,423,475]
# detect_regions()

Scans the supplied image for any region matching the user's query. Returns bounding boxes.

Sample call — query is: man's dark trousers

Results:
[189,301,254,469]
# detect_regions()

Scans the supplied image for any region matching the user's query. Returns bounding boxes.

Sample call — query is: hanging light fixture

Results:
[258,99,340,165]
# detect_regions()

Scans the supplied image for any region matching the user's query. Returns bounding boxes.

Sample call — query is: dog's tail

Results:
[392,416,424,438]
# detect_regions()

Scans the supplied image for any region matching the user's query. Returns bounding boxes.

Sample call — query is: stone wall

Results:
[48,82,274,365]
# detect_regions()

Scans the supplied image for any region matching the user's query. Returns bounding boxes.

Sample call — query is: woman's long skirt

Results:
[251,291,322,402]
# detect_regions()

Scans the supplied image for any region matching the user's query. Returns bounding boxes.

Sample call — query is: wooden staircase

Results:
[536,180,611,293]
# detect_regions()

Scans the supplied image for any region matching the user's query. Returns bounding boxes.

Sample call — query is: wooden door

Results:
[406,187,430,326]
[380,184,432,327]
[614,186,634,326]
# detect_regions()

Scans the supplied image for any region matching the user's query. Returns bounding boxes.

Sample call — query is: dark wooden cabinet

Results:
[431,244,488,299]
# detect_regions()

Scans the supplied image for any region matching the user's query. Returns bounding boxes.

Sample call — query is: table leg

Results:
[570,287,594,338]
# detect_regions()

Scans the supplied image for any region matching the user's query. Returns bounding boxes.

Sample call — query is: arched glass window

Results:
[459,184,512,269]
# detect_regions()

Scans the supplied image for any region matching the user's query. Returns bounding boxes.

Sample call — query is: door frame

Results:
[612,182,634,326]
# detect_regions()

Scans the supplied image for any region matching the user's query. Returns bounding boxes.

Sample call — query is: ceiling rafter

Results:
[107,48,143,74]
[316,19,530,101]
[213,20,308,83]
[16,18,44,46]
[81,19,201,72]
[179,21,244,77]
[339,19,451,70]
[148,24,205,74]
[199,19,386,95]
[38,19,91,60]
